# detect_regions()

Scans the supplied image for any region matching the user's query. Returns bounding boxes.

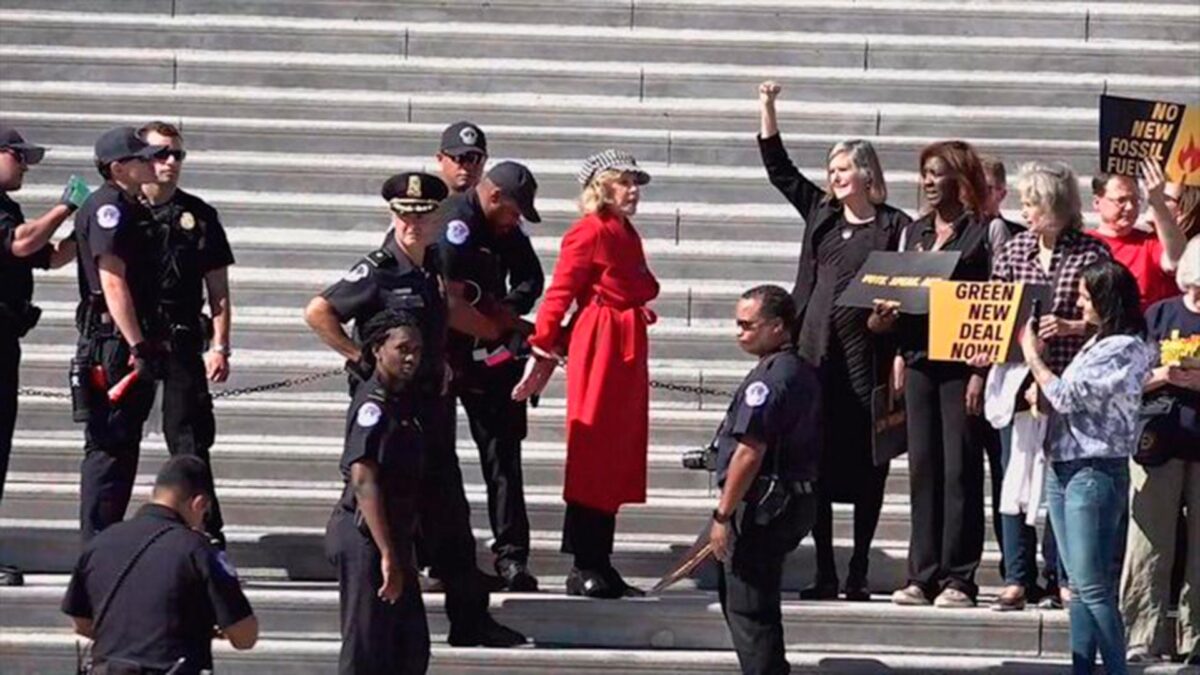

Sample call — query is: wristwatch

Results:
[209,344,232,357]
[712,509,733,525]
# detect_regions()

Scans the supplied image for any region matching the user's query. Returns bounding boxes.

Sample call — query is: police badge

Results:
[180,211,196,231]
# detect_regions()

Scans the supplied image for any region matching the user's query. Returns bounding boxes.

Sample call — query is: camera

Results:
[681,444,718,472]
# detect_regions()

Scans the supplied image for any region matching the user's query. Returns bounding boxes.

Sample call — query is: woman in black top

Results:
[757,81,912,601]
[872,140,991,608]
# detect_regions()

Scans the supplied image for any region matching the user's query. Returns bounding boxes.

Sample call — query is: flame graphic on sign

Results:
[1179,135,1200,175]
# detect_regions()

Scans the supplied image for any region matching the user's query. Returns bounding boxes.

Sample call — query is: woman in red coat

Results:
[513,149,659,598]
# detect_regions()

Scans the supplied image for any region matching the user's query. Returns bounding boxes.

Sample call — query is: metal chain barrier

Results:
[209,366,348,399]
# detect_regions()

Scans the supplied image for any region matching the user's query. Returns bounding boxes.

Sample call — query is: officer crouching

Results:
[326,309,431,675]
[61,455,258,674]
[709,285,822,675]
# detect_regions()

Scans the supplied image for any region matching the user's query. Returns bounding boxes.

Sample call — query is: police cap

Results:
[0,126,46,165]
[486,161,541,223]
[381,171,449,215]
[94,126,164,165]
[440,121,487,157]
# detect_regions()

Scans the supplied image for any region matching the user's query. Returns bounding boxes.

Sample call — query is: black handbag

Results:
[1134,393,1181,467]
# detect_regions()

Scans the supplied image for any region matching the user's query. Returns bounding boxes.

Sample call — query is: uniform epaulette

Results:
[365,248,395,268]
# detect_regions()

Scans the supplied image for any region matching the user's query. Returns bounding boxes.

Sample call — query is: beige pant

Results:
[1120,458,1200,657]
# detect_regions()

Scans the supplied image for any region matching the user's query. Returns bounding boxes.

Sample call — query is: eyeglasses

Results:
[447,152,484,166]
[1,148,28,165]
[153,148,188,162]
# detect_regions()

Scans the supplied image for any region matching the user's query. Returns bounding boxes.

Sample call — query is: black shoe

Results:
[799,580,839,601]
[566,567,619,598]
[1186,649,1199,665]
[476,570,506,593]
[497,561,539,593]
[447,616,527,648]
[604,567,645,598]
[842,580,871,602]
[0,565,24,587]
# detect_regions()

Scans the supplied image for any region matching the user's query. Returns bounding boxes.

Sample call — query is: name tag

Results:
[390,295,425,309]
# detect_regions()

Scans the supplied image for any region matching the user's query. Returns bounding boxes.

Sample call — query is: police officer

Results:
[305,171,525,648]
[709,285,822,675]
[0,126,87,586]
[74,126,170,541]
[434,160,544,591]
[62,455,258,674]
[328,309,429,674]
[138,121,234,546]
[436,121,488,194]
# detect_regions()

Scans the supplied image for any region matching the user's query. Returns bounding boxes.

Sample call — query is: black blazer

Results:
[758,133,912,326]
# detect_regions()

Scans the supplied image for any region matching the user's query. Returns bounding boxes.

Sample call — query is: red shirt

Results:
[1088,228,1179,311]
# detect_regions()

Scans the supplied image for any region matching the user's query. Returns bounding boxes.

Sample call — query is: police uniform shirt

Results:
[148,188,235,321]
[0,190,51,317]
[74,183,161,318]
[715,347,822,487]
[320,235,447,388]
[338,373,425,546]
[61,503,252,672]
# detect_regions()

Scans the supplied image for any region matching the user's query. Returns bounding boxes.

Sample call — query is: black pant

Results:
[719,493,817,675]
[561,502,616,571]
[0,335,18,506]
[458,361,530,567]
[160,348,224,540]
[979,417,1005,579]
[415,394,489,628]
[812,463,887,586]
[326,510,429,675]
[79,337,157,541]
[903,361,984,599]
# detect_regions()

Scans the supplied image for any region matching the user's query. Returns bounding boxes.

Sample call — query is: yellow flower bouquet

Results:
[1160,330,1200,369]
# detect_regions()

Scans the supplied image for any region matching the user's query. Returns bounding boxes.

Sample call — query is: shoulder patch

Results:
[342,263,370,283]
[744,381,770,408]
[446,219,470,245]
[96,204,121,230]
[356,401,383,427]
[366,248,394,268]
[214,550,238,578]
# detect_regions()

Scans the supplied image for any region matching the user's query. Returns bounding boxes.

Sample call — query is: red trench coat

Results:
[529,211,660,514]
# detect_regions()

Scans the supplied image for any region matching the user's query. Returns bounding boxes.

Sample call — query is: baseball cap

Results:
[381,171,449,214]
[577,149,651,187]
[440,121,488,157]
[486,161,540,223]
[94,126,164,165]
[0,126,47,165]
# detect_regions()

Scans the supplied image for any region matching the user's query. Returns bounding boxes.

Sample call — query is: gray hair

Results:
[1178,236,1200,291]
[827,139,888,205]
[1016,161,1084,231]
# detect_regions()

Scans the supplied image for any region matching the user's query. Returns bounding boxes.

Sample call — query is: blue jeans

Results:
[1046,457,1130,675]
[999,426,1064,590]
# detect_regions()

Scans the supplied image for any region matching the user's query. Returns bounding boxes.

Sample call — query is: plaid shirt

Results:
[992,228,1111,373]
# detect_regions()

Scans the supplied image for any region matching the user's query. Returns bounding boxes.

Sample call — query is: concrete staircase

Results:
[2,1,1199,672]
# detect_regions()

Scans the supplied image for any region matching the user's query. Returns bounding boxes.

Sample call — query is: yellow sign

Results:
[928,281,1045,364]
[1100,95,1200,187]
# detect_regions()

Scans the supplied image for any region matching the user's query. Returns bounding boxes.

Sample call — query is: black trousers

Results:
[903,361,984,599]
[415,394,490,628]
[327,510,429,675]
[978,417,1005,579]
[561,501,617,571]
[79,337,157,541]
[79,341,225,541]
[458,361,530,567]
[0,335,18,506]
[812,463,888,586]
[719,493,817,675]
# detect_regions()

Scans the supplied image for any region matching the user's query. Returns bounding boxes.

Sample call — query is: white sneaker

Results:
[933,588,975,608]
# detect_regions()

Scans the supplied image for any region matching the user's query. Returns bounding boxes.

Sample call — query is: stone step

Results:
[0,578,1072,657]
[0,470,1015,545]
[0,630,1101,675]
[2,110,1106,176]
[0,81,1103,139]
[3,46,1195,109]
[2,11,1195,76]
[5,0,1195,40]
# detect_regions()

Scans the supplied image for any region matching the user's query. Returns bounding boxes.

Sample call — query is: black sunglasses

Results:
[153,148,188,162]
[447,152,484,166]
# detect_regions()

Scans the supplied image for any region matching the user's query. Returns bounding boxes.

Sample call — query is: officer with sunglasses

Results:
[0,126,88,585]
[74,126,170,541]
[134,121,235,548]
[436,121,489,194]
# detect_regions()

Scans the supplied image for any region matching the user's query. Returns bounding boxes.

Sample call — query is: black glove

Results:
[346,357,373,383]
[130,340,169,380]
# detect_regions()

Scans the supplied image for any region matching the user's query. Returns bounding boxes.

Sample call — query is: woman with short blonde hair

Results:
[514,149,658,598]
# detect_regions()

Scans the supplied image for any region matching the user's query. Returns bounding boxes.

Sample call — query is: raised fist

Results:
[758,81,782,104]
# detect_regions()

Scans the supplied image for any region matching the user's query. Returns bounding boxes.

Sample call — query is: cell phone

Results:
[1031,298,1043,329]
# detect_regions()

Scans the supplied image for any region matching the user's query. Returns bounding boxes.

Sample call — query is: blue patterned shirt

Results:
[1043,334,1154,462]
